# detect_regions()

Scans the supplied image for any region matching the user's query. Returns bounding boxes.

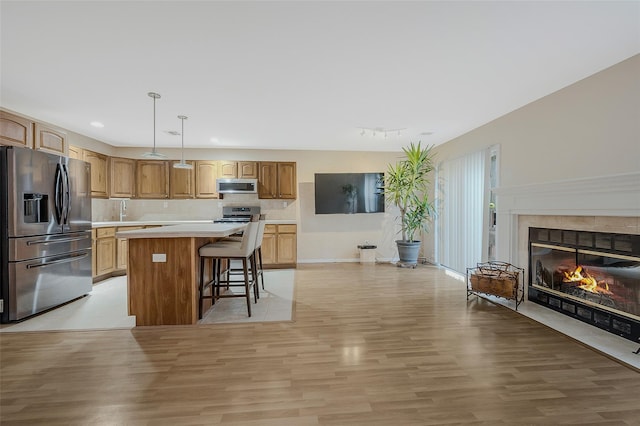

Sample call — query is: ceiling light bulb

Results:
[90,121,104,128]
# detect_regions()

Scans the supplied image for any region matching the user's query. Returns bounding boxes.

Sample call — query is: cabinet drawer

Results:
[96,227,116,238]
[278,224,297,233]
[116,226,144,235]
[264,224,277,234]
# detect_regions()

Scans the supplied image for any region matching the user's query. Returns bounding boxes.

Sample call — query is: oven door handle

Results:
[26,252,89,269]
[26,234,91,246]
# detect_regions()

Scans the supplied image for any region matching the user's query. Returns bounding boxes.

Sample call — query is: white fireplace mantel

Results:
[493,171,640,267]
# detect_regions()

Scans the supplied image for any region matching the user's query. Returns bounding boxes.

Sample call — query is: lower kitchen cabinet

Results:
[116,226,144,271]
[262,224,297,268]
[93,227,116,279]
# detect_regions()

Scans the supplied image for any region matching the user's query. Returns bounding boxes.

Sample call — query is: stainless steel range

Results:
[214,206,261,223]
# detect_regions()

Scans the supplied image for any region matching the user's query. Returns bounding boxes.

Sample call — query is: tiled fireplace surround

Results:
[493,171,640,344]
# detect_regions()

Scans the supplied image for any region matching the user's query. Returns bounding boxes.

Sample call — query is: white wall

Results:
[427,54,640,264]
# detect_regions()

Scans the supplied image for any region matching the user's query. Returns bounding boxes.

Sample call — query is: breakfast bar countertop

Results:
[115,223,246,239]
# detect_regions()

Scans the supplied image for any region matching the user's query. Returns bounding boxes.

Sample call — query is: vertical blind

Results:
[436,149,489,275]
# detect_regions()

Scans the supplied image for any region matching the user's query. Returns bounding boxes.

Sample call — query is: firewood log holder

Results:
[466,261,525,310]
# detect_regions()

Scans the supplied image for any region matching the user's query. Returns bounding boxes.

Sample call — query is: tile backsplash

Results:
[92,197,296,222]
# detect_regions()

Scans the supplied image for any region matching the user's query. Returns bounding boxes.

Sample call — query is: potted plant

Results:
[384,141,436,267]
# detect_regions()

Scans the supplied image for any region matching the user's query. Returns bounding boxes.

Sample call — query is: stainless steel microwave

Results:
[216,178,258,194]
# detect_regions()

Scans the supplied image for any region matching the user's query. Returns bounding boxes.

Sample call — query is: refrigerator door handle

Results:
[62,164,70,225]
[25,252,89,269]
[26,234,91,246]
[54,164,64,225]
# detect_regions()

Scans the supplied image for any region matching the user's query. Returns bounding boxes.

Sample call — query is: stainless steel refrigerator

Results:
[1,145,92,322]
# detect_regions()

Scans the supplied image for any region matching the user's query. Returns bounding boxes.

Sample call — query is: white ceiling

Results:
[1,1,639,152]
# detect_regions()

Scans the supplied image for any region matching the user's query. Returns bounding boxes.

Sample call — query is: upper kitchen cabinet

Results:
[68,145,83,160]
[258,162,297,199]
[83,149,109,198]
[137,160,169,199]
[110,157,136,198]
[0,111,33,149]
[170,161,195,199]
[238,161,258,178]
[34,122,68,156]
[218,160,258,179]
[218,160,237,178]
[195,160,219,199]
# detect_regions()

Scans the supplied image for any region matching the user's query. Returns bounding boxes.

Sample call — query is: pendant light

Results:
[173,115,193,169]
[142,92,167,159]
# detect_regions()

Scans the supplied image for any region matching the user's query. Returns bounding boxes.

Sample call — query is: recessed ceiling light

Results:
[90,121,104,128]
[210,137,219,143]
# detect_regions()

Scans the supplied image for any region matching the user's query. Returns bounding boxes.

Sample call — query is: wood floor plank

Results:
[1,263,639,425]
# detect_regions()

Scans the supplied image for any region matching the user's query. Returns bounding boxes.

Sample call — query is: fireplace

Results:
[528,227,640,342]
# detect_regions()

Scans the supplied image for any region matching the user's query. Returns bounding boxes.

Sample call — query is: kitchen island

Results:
[115,223,245,326]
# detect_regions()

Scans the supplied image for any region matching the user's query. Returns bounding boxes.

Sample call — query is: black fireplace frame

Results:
[528,227,640,343]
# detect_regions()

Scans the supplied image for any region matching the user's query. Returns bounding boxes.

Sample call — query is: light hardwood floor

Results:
[1,263,639,425]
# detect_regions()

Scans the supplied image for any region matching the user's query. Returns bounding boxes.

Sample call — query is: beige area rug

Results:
[0,270,294,333]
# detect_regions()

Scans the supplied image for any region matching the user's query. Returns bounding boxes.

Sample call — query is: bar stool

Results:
[217,214,266,296]
[198,217,260,318]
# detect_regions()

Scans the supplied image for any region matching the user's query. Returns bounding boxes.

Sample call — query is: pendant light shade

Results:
[173,115,193,169]
[142,92,167,159]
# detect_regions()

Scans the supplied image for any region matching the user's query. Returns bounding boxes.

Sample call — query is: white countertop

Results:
[115,223,246,239]
[94,219,296,228]
[93,220,214,228]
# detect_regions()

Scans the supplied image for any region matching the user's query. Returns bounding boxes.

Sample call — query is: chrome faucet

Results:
[119,199,127,222]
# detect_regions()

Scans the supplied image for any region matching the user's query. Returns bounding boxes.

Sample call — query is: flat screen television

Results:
[314,172,384,214]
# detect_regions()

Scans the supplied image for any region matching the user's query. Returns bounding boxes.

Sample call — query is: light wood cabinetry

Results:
[218,161,237,178]
[34,122,68,156]
[262,224,297,268]
[68,145,83,160]
[0,111,33,148]
[136,160,169,199]
[258,162,297,199]
[218,160,258,178]
[83,149,109,198]
[194,160,219,199]
[116,226,144,271]
[94,227,116,278]
[238,161,258,178]
[169,161,195,199]
[110,157,136,198]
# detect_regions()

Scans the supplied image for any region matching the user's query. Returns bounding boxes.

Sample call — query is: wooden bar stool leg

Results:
[242,259,251,317]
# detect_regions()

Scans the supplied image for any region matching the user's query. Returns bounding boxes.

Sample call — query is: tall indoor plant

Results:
[384,141,436,267]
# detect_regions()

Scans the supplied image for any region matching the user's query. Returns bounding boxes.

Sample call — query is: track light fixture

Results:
[357,127,407,138]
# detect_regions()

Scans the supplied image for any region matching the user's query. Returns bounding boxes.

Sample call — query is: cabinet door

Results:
[238,161,258,178]
[0,111,33,148]
[116,226,144,270]
[83,150,109,198]
[136,160,169,199]
[34,122,68,156]
[110,157,136,198]
[95,228,116,276]
[277,162,297,199]
[170,161,195,199]
[261,227,277,265]
[218,161,237,178]
[277,225,297,265]
[68,145,83,160]
[258,162,278,199]
[195,160,219,199]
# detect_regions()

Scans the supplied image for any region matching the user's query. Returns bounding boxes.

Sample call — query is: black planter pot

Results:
[396,240,421,268]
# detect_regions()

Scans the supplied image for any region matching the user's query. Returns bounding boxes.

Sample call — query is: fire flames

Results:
[563,266,611,294]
